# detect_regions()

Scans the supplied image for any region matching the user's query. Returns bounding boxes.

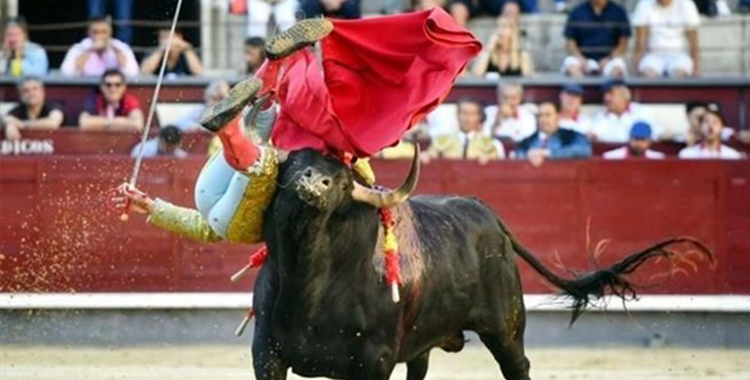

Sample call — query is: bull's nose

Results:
[302,168,332,190]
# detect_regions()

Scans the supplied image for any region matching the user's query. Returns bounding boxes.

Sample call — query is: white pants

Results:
[561,56,627,77]
[247,0,298,38]
[194,151,251,239]
[638,52,694,77]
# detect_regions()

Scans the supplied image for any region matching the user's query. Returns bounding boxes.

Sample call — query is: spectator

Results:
[590,80,654,143]
[558,83,592,135]
[487,82,536,142]
[174,80,230,132]
[561,0,630,78]
[130,125,188,159]
[678,109,742,159]
[427,98,505,163]
[247,0,297,38]
[602,121,665,159]
[88,0,134,44]
[1,18,48,77]
[0,116,20,140]
[684,101,708,145]
[472,18,533,78]
[450,0,537,26]
[243,37,266,75]
[514,101,592,167]
[140,28,203,77]
[79,69,144,132]
[683,102,733,145]
[2,77,65,140]
[413,0,449,10]
[300,0,361,19]
[501,1,522,24]
[632,0,701,77]
[60,16,139,78]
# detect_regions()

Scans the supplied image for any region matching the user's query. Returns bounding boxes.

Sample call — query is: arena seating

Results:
[1,76,749,133]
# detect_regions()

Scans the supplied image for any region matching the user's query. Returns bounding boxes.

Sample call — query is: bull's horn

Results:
[351,146,420,208]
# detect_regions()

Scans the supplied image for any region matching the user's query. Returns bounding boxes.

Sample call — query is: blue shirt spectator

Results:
[515,101,592,166]
[299,0,361,19]
[562,0,630,77]
[0,18,49,77]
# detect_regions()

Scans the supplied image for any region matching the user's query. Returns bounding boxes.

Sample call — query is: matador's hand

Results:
[108,183,155,215]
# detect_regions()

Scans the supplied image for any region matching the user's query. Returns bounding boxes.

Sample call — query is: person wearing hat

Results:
[602,121,665,159]
[558,83,592,135]
[682,102,735,146]
[678,109,742,160]
[590,79,655,143]
[130,125,188,159]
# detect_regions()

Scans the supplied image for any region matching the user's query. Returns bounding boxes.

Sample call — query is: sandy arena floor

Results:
[1,345,748,380]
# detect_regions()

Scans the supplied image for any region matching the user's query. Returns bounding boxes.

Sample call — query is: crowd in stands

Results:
[382,79,747,163]
[0,0,748,161]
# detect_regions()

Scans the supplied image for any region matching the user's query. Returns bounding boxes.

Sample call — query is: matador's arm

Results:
[147,199,224,243]
[110,183,223,243]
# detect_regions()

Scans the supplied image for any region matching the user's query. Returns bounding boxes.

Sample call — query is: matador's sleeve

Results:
[147,198,223,243]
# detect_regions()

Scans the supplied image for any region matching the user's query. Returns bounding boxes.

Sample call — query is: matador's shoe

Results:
[265,18,333,60]
[199,77,262,132]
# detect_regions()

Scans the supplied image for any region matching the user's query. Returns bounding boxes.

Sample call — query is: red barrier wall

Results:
[1,157,748,294]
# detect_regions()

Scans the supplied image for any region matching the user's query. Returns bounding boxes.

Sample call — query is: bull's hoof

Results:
[265,18,333,60]
[199,77,262,132]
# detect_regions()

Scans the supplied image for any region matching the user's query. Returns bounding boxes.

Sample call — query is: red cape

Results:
[260,8,482,158]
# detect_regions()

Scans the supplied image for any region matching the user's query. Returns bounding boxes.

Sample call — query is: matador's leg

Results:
[199,78,263,172]
[198,18,333,172]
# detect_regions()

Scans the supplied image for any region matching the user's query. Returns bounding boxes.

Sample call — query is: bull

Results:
[253,148,711,380]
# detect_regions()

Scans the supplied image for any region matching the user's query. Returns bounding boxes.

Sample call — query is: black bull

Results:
[252,149,712,380]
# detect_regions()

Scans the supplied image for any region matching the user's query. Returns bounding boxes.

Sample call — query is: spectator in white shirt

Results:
[679,110,742,159]
[486,82,536,142]
[603,121,665,159]
[60,16,139,78]
[246,0,297,38]
[632,0,701,77]
[558,83,593,135]
[590,80,654,143]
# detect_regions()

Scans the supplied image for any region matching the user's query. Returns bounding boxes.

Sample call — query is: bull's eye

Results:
[322,179,331,187]
[304,168,313,178]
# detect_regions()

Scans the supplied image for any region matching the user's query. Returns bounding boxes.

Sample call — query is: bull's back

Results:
[409,195,502,261]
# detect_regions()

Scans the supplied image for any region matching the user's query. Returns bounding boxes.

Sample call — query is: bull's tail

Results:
[495,218,714,325]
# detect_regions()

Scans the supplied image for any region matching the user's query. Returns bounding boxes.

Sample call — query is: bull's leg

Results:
[252,266,287,380]
[352,342,397,380]
[252,338,287,380]
[405,351,430,380]
[479,333,531,380]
